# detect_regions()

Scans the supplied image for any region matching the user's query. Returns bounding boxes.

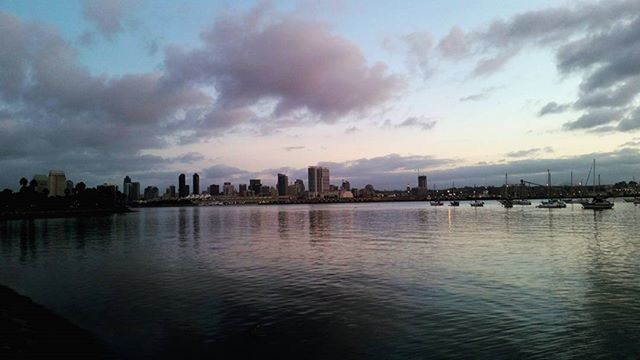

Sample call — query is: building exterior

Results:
[418,175,427,189]
[144,186,159,200]
[32,174,49,193]
[48,170,66,197]
[178,173,186,197]
[192,173,200,195]
[239,184,247,197]
[341,180,351,192]
[223,182,234,196]
[123,176,131,198]
[65,180,74,195]
[277,173,288,196]
[130,182,141,201]
[249,179,262,196]
[294,179,305,195]
[209,184,220,196]
[169,185,176,198]
[308,166,330,196]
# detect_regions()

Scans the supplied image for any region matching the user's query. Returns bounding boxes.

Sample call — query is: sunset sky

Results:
[1,0,640,190]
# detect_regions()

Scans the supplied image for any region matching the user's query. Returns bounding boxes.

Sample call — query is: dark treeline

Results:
[0,178,129,219]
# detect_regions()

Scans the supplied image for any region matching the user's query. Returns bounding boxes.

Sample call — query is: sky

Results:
[1,0,640,191]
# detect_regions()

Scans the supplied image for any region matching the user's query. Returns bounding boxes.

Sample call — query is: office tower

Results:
[208,184,220,196]
[47,170,66,197]
[277,173,288,196]
[130,182,141,201]
[341,180,350,191]
[178,173,186,197]
[249,179,262,195]
[239,184,247,197]
[144,186,159,200]
[418,175,427,189]
[321,168,330,193]
[32,174,49,193]
[294,179,305,194]
[169,185,176,198]
[223,182,234,196]
[192,173,200,195]
[123,176,131,198]
[308,166,319,195]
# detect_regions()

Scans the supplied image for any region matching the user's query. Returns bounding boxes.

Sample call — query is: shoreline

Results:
[0,207,133,221]
[0,285,110,358]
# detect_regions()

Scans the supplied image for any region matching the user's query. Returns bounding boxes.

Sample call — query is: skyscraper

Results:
[130,182,141,201]
[208,184,219,195]
[418,175,427,189]
[308,166,319,195]
[249,179,262,196]
[169,185,176,198]
[277,173,288,196]
[178,173,186,197]
[321,168,330,193]
[192,173,200,195]
[47,170,66,197]
[123,176,131,198]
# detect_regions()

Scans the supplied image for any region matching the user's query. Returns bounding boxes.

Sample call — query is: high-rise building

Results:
[341,180,350,191]
[208,184,220,196]
[178,173,186,197]
[239,184,247,197]
[32,174,49,193]
[249,179,262,196]
[223,182,234,196]
[321,168,330,193]
[144,186,159,200]
[123,176,131,198]
[308,166,330,196]
[169,185,176,198]
[277,173,288,196]
[47,170,66,197]
[308,166,319,195]
[294,179,305,195]
[418,175,427,189]
[192,173,200,195]
[130,182,141,201]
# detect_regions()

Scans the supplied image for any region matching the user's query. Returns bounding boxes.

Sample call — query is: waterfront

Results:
[1,201,640,358]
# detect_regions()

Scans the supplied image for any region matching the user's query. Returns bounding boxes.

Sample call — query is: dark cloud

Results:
[562,109,626,130]
[82,0,140,39]
[538,102,570,116]
[505,147,554,158]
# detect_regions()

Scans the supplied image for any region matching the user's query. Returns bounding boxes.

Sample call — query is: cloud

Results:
[402,31,434,78]
[538,101,570,116]
[562,108,626,130]
[82,0,140,39]
[438,26,470,58]
[284,146,305,152]
[384,116,436,131]
[345,126,360,134]
[505,147,554,158]
[164,7,404,129]
[437,0,640,131]
[459,93,488,102]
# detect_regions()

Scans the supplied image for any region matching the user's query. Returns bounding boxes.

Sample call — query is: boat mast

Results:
[547,169,551,198]
[593,159,596,195]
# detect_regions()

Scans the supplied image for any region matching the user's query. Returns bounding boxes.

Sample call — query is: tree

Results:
[75,182,86,193]
[19,177,28,188]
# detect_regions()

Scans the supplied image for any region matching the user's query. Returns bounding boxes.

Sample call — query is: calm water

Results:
[1,201,640,359]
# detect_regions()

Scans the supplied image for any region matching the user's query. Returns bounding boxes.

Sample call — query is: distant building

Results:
[192,173,200,195]
[48,170,66,197]
[123,176,131,198]
[277,173,288,196]
[308,166,330,196]
[341,180,350,192]
[223,182,234,196]
[130,182,141,201]
[178,173,186,197]
[144,186,159,200]
[418,175,427,189]
[169,185,176,198]
[249,179,262,196]
[294,179,305,195]
[239,184,248,197]
[260,185,271,196]
[209,184,220,196]
[32,174,48,193]
[65,180,74,195]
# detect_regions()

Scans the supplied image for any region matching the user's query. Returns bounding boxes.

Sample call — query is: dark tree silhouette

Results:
[19,177,28,188]
[75,182,86,193]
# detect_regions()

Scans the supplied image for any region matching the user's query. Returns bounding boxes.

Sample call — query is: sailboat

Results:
[582,159,614,210]
[537,169,566,208]
[499,173,514,208]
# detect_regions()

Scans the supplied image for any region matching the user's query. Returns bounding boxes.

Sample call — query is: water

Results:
[1,201,640,359]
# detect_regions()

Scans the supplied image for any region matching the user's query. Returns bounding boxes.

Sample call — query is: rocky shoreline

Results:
[0,285,110,358]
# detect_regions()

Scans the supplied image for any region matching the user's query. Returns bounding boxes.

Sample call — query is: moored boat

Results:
[430,200,444,206]
[470,200,484,207]
[582,197,614,210]
[537,199,567,208]
[512,199,531,205]
[449,201,460,206]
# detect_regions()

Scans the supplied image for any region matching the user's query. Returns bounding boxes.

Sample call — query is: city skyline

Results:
[2,1,640,190]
